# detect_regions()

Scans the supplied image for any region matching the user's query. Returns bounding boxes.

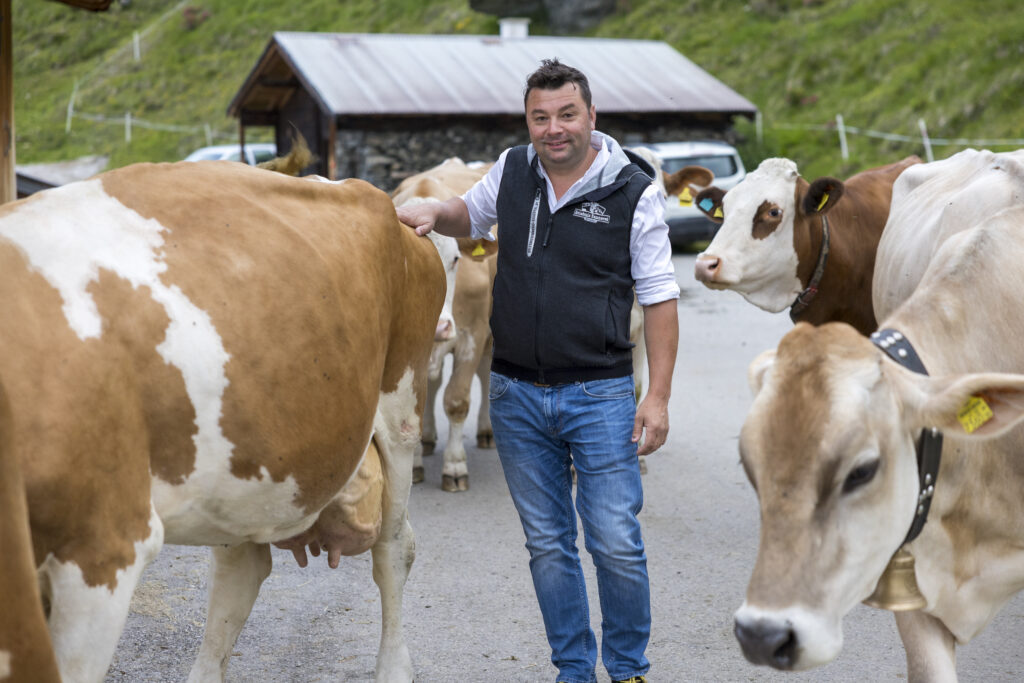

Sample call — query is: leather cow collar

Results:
[789,214,831,321]
[870,328,943,545]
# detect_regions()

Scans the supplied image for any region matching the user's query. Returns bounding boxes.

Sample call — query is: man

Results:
[397,59,678,683]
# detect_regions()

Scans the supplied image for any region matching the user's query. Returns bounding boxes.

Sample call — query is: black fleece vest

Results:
[490,145,652,384]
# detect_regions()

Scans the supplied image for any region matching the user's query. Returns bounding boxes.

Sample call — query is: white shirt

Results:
[461,132,681,306]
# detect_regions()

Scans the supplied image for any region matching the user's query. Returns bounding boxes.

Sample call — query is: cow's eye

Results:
[768,208,781,218]
[842,459,879,493]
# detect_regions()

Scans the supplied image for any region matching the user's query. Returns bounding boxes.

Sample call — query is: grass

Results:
[12,0,1023,178]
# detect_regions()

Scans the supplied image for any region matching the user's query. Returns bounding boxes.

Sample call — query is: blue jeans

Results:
[488,372,650,683]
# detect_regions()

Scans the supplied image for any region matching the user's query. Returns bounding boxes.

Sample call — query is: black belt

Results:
[491,358,633,386]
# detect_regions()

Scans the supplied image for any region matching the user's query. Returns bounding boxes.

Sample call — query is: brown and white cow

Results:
[391,157,499,492]
[733,165,1024,680]
[693,155,921,335]
[0,159,453,682]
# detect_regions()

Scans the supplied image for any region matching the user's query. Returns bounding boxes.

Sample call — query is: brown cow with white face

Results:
[735,201,1024,681]
[0,160,451,682]
[693,155,920,335]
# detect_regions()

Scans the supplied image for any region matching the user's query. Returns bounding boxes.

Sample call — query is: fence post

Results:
[836,114,848,161]
[65,80,78,134]
[133,31,141,61]
[755,110,763,146]
[918,118,934,162]
[204,123,212,146]
[125,111,132,143]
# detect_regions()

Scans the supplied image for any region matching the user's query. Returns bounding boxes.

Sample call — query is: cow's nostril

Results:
[734,617,799,670]
[772,627,797,668]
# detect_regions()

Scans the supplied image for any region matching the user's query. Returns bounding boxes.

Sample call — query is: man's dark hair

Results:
[523,58,592,110]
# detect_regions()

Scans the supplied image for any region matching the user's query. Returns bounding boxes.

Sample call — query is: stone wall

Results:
[335,117,738,192]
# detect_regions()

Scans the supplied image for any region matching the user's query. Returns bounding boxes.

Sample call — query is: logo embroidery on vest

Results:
[573,202,611,224]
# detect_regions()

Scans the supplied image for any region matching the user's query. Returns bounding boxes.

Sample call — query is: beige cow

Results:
[0,160,456,682]
[392,158,498,491]
[733,150,1024,681]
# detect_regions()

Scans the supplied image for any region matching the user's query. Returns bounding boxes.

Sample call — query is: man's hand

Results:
[395,197,473,238]
[395,202,439,236]
[632,394,669,456]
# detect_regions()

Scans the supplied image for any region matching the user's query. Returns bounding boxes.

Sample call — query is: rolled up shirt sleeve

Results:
[631,183,681,305]
[461,150,507,241]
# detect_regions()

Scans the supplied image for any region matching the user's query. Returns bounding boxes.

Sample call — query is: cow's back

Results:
[873,149,1024,319]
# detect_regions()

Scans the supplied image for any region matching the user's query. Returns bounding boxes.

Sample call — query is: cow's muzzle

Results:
[734,616,798,670]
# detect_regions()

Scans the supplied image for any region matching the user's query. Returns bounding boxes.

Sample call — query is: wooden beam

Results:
[1,0,14,204]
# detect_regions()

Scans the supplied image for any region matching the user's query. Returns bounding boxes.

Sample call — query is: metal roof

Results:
[229,32,758,120]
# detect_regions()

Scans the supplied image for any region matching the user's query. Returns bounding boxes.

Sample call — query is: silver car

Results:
[644,140,746,248]
[184,143,278,166]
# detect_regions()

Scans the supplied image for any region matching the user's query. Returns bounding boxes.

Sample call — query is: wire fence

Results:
[755,112,1024,163]
[68,110,230,146]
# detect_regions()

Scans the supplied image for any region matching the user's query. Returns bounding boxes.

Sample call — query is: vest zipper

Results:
[526,188,542,258]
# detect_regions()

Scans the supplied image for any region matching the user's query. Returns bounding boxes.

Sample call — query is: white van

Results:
[642,140,746,247]
[184,143,277,166]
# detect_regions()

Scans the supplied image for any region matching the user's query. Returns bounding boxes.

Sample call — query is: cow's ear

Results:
[802,177,844,215]
[665,165,714,201]
[913,373,1024,439]
[694,187,726,223]
[456,236,497,261]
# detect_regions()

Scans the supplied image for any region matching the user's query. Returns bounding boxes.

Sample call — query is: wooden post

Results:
[1,0,16,204]
[836,113,849,161]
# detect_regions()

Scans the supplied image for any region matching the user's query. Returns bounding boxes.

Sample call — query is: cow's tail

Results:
[0,383,61,682]
[257,126,315,176]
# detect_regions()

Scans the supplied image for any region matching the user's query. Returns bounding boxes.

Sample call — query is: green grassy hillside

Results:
[13,0,1023,178]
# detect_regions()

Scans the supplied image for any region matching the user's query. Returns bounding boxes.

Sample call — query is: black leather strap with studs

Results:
[871,328,943,545]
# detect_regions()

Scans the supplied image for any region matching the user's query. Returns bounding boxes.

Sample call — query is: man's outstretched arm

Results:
[396,196,473,238]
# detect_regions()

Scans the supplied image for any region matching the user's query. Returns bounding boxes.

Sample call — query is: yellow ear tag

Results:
[713,207,724,219]
[816,192,829,212]
[957,396,994,434]
[678,187,693,207]
[472,243,486,257]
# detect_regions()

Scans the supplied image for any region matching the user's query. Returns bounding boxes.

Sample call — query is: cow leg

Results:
[420,372,441,458]
[441,336,483,492]
[43,505,164,683]
[475,335,495,449]
[187,542,272,683]
[894,610,957,683]
[371,391,417,682]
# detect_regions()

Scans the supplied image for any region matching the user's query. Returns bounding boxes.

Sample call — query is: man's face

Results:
[525,82,596,174]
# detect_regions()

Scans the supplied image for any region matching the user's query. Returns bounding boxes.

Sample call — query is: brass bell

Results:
[863,546,927,611]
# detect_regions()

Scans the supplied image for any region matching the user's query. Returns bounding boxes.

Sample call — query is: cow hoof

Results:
[413,466,424,484]
[639,456,648,475]
[442,474,469,492]
[476,432,495,449]
[421,440,435,456]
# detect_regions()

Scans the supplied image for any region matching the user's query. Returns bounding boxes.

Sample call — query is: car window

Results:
[663,154,738,178]
[224,150,242,162]
[252,149,277,164]
[189,149,227,161]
